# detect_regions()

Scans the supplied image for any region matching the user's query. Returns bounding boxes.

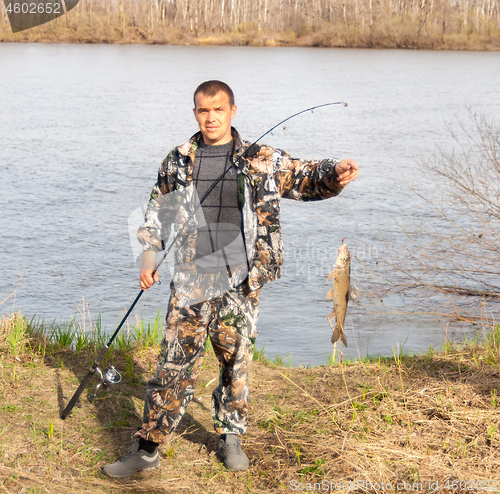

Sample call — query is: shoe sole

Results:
[222,463,249,471]
[102,460,160,479]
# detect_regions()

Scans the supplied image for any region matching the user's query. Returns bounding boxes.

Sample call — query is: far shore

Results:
[2,0,500,51]
[1,24,499,51]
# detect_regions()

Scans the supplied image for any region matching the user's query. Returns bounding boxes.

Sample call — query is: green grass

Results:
[4,310,498,378]
[133,310,163,350]
[2,310,165,357]
[5,313,27,357]
[253,344,267,362]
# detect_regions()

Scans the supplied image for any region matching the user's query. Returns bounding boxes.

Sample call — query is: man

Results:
[102,80,359,478]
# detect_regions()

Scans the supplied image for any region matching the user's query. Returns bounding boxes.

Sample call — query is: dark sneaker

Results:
[218,433,249,471]
[102,441,160,479]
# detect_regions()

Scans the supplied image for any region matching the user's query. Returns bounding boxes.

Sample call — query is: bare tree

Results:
[359,111,500,325]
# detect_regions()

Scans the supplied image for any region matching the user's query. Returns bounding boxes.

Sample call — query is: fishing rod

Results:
[60,101,348,420]
[251,101,348,145]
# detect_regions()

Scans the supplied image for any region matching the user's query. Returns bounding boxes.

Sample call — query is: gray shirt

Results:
[192,139,242,260]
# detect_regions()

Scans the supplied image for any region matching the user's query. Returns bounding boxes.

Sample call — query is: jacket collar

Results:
[178,127,250,175]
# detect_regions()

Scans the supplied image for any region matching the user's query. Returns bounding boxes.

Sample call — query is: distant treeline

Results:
[1,0,499,49]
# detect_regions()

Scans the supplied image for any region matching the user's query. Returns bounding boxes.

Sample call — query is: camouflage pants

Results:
[135,283,261,444]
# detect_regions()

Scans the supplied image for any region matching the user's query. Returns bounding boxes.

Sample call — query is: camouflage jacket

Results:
[137,127,344,296]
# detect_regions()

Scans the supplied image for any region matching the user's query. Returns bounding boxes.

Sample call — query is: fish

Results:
[326,243,351,347]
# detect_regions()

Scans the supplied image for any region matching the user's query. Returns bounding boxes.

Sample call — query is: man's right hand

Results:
[140,251,159,290]
[140,269,159,291]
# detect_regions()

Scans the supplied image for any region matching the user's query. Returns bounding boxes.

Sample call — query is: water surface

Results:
[1,44,499,365]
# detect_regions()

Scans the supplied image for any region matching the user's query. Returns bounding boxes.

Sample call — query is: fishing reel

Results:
[87,366,122,404]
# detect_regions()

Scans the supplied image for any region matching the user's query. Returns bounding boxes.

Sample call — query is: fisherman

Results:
[102,80,359,478]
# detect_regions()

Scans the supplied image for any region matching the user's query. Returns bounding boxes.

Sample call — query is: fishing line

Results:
[250,101,348,147]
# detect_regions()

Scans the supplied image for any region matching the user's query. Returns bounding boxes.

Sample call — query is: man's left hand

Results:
[335,159,359,186]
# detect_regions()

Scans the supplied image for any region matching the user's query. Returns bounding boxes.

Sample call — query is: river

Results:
[1,44,499,365]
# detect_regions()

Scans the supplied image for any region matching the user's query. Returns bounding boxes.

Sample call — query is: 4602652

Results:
[6,2,62,14]
[443,479,499,491]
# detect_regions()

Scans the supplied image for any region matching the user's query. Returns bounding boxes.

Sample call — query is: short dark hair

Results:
[193,80,235,108]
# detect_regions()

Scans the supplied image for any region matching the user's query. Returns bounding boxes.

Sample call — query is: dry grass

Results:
[1,313,500,493]
[2,22,499,50]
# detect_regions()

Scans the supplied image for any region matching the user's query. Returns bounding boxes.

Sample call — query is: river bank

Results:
[1,311,500,492]
[2,23,500,50]
[1,0,500,51]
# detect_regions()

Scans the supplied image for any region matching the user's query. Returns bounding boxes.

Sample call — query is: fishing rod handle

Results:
[60,369,94,420]
[60,345,110,420]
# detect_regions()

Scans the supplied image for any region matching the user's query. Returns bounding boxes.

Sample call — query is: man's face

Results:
[193,90,237,145]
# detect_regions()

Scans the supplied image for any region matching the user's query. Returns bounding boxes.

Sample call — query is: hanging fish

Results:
[326,242,358,347]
